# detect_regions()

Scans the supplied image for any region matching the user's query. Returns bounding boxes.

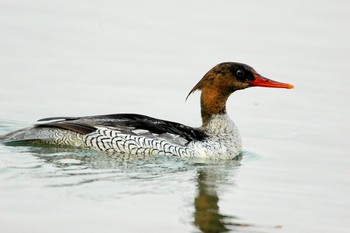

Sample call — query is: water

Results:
[0,1,349,232]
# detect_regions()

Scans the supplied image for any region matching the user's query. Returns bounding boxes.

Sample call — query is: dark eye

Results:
[236,70,244,77]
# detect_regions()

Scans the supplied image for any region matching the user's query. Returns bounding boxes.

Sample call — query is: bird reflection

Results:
[194,169,231,233]
[193,159,254,233]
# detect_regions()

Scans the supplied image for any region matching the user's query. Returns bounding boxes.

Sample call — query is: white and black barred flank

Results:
[0,114,205,156]
[0,113,241,159]
[84,128,194,156]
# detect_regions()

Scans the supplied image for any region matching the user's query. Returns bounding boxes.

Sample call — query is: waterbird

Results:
[0,62,293,159]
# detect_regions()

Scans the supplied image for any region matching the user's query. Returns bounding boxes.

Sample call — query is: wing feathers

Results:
[35,122,96,135]
[33,113,207,142]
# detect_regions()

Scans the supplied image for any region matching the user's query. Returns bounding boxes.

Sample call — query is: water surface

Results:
[0,1,349,233]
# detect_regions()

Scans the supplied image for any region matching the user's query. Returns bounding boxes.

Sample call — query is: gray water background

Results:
[0,1,349,232]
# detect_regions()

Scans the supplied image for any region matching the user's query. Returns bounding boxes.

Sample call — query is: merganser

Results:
[0,62,293,159]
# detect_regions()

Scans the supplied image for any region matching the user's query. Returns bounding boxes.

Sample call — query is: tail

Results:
[0,125,87,147]
[0,127,38,143]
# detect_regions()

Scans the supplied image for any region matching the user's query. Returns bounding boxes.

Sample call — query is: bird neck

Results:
[200,87,230,127]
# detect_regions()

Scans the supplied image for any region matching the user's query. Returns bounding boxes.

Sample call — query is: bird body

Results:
[0,62,293,159]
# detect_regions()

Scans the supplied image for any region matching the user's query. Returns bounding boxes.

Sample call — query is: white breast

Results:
[191,114,242,159]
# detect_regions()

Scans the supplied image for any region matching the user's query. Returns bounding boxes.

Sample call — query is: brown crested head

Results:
[187,62,294,126]
[186,62,294,100]
[186,62,255,100]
